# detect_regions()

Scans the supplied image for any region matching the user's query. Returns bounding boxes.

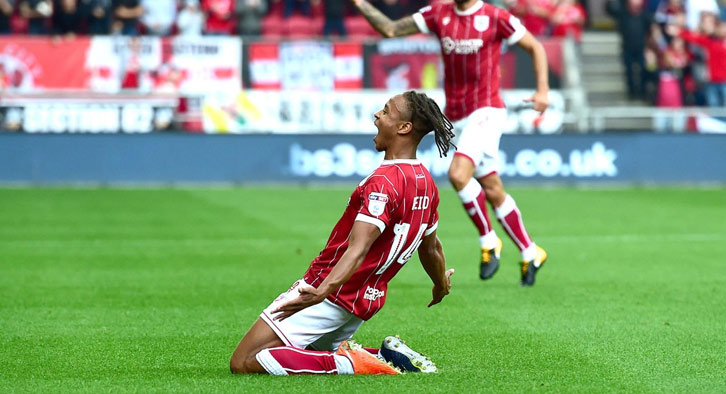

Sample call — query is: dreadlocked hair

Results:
[402,90,456,157]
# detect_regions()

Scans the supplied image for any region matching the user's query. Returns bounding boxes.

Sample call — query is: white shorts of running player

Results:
[452,107,507,179]
[260,279,363,352]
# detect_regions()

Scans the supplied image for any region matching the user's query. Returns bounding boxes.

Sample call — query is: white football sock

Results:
[522,244,538,264]
[334,354,354,375]
[479,231,499,250]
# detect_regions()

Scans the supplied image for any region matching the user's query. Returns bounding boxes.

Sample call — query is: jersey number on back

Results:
[375,222,427,275]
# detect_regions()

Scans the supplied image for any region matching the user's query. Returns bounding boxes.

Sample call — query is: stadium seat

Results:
[345,15,379,38]
[10,14,28,34]
[285,15,322,38]
[310,0,325,19]
[261,15,285,38]
[267,0,284,17]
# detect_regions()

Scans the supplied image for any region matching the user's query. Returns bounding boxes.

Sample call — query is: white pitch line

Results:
[537,233,726,243]
[0,238,284,248]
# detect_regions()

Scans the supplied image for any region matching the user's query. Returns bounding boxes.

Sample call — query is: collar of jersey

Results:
[381,159,422,165]
[454,0,483,16]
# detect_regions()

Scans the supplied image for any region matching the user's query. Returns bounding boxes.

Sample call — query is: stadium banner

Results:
[201,89,566,134]
[242,37,563,90]
[2,133,725,184]
[247,41,363,90]
[365,37,563,90]
[0,93,178,133]
[0,36,241,94]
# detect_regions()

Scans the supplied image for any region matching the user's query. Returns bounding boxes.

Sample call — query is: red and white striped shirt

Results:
[303,159,439,321]
[413,1,527,121]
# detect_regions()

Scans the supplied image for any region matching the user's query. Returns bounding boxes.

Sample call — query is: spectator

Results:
[373,0,408,20]
[644,22,666,101]
[52,0,81,36]
[505,0,555,37]
[685,0,718,31]
[177,0,204,36]
[673,20,726,107]
[654,0,684,28]
[322,0,345,36]
[81,0,112,35]
[238,0,267,36]
[645,0,659,14]
[656,36,689,107]
[202,0,235,35]
[607,0,652,100]
[20,0,53,34]
[112,0,143,36]
[283,0,309,17]
[0,0,13,35]
[140,0,176,35]
[550,0,586,43]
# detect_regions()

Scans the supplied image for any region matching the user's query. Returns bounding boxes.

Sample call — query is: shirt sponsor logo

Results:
[363,286,385,301]
[367,192,389,216]
[441,37,484,55]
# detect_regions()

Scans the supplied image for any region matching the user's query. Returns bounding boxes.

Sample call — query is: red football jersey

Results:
[413,1,527,121]
[303,159,440,321]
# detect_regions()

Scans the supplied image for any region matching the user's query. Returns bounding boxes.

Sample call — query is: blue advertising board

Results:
[1,133,725,184]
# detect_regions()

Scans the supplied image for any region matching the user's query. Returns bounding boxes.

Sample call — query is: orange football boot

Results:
[336,340,401,375]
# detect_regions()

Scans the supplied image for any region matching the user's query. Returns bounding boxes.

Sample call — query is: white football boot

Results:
[379,336,438,373]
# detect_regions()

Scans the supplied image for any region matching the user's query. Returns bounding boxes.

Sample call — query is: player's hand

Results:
[524,91,549,113]
[349,0,364,6]
[428,268,454,307]
[272,285,325,321]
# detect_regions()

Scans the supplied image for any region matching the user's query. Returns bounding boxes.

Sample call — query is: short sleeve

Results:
[412,4,439,36]
[495,9,527,45]
[424,192,440,236]
[355,181,398,234]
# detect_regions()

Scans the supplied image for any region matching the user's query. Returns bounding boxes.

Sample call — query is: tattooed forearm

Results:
[353,0,420,38]
[391,16,420,37]
[356,1,396,37]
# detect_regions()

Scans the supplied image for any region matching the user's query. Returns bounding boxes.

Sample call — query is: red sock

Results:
[495,195,533,252]
[256,346,339,375]
[457,178,493,236]
[364,347,380,355]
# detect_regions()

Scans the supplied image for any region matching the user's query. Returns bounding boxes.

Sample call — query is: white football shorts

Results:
[452,107,507,178]
[260,279,364,352]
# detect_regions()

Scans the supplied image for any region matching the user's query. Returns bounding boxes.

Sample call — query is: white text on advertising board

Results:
[290,142,617,178]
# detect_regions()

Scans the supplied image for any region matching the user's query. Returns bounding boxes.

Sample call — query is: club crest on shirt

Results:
[367,192,389,216]
[442,16,450,26]
[474,15,489,32]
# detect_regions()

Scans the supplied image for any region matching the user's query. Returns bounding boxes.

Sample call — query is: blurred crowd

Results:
[0,0,587,38]
[2,0,723,108]
[504,0,587,42]
[0,0,244,36]
[608,0,726,107]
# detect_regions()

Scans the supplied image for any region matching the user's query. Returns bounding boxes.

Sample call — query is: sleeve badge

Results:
[367,192,389,217]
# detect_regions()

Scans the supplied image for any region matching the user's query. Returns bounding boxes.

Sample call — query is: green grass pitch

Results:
[1,186,725,393]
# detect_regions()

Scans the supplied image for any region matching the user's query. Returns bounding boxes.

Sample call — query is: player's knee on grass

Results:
[229,352,264,374]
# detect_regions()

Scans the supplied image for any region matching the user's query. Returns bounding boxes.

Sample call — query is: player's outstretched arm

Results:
[417,231,454,307]
[516,32,550,113]
[350,0,420,38]
[272,221,381,321]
